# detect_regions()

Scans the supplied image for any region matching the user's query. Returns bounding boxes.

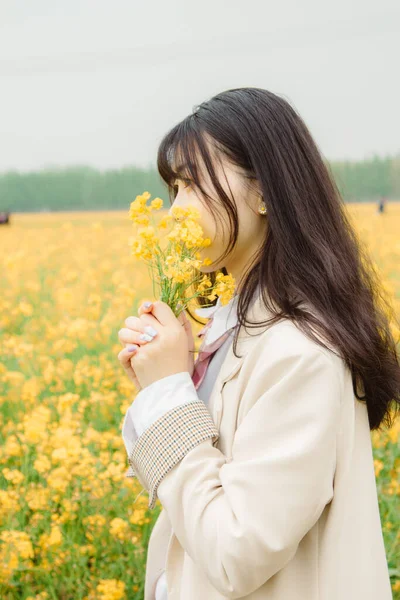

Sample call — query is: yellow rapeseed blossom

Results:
[109,517,130,542]
[38,524,63,548]
[2,468,24,485]
[26,593,49,600]
[0,204,399,597]
[85,578,126,600]
[0,530,34,583]
[0,490,20,521]
[128,191,236,314]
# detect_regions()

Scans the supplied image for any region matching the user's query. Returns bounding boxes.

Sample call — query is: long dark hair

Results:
[156,87,400,431]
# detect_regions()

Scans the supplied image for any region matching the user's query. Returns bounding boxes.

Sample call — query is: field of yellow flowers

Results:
[0,203,399,599]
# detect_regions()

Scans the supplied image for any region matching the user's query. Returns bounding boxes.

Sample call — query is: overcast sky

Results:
[0,0,399,172]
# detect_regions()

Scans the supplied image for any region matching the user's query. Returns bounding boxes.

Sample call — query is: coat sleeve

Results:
[128,342,342,599]
[122,371,199,479]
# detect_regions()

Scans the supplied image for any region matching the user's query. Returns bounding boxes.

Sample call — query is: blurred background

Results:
[0,2,399,599]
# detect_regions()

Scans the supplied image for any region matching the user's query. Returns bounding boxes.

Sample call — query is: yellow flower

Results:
[2,468,24,485]
[129,238,152,261]
[33,455,52,474]
[26,486,51,511]
[213,272,236,305]
[48,525,63,547]
[109,517,130,541]
[159,214,173,228]
[128,191,236,314]
[170,205,189,221]
[0,530,33,558]
[150,197,163,210]
[374,459,384,477]
[93,579,126,600]
[128,192,153,223]
[133,214,150,226]
[137,225,159,245]
[197,275,213,293]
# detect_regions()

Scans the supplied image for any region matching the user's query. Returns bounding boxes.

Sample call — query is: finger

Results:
[144,300,179,328]
[118,319,143,348]
[117,346,141,388]
[139,314,162,335]
[124,312,159,332]
[124,315,144,331]
[138,301,154,317]
[137,302,161,328]
[123,312,160,342]
[177,309,195,350]
[118,345,139,369]
[177,308,190,331]
[118,327,157,346]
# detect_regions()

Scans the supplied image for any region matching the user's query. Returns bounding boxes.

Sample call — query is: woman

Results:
[117,88,399,600]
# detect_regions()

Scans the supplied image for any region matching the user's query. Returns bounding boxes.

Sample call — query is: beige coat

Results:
[127,294,393,600]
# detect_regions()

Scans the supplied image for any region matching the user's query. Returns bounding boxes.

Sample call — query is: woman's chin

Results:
[199,264,216,274]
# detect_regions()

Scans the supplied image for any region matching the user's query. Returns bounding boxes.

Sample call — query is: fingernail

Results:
[127,345,138,353]
[139,333,153,342]
[143,301,152,308]
[144,326,158,337]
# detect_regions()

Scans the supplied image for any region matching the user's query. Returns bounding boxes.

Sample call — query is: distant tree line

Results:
[0,165,167,213]
[330,154,399,201]
[0,154,399,213]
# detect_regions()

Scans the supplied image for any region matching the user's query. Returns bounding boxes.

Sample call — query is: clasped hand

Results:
[117,301,195,390]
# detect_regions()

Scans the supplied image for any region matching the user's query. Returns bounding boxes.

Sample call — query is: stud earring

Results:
[258,199,267,215]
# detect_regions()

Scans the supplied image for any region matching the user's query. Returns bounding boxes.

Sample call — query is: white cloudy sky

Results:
[0,0,399,172]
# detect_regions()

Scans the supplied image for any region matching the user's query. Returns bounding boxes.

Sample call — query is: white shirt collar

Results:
[194,293,239,345]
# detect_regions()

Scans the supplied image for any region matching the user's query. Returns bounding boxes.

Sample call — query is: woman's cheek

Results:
[200,211,218,243]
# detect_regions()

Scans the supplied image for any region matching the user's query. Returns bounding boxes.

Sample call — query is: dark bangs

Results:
[157,115,210,202]
[156,115,236,216]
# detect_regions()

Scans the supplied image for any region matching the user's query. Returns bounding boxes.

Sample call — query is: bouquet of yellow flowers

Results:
[128,191,235,316]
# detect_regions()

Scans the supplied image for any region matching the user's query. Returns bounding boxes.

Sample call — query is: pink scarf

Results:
[191,317,235,389]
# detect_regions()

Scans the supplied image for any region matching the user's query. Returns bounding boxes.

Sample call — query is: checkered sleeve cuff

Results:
[126,400,220,509]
